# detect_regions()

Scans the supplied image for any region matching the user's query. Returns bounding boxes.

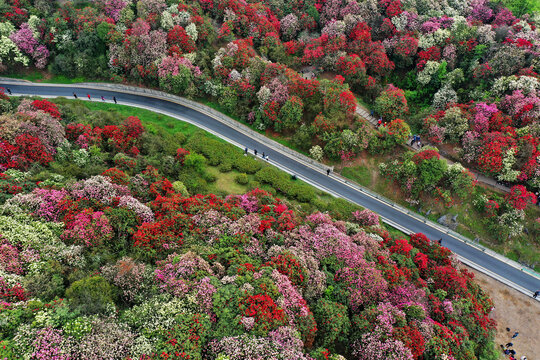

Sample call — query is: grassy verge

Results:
[2,71,99,84]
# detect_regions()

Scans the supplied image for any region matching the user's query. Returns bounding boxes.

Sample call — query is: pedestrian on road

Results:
[511,332,519,339]
[533,290,540,298]
[505,343,513,348]
[370,110,374,116]
[101,95,105,101]
[6,88,12,95]
[244,147,248,155]
[327,169,331,176]
[504,349,511,355]
[262,152,265,158]
[73,92,78,99]
[113,96,117,104]
[87,94,91,100]
[509,350,516,356]
[254,149,258,156]
[438,238,442,244]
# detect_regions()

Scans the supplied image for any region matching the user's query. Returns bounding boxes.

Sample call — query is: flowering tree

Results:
[374,84,408,120]
[505,185,537,210]
[9,23,49,68]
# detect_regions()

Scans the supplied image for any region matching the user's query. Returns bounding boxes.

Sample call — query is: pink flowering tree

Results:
[61,209,114,247]
[9,23,49,68]
[352,209,380,226]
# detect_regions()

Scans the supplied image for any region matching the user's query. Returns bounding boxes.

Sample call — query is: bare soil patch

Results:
[463,265,540,359]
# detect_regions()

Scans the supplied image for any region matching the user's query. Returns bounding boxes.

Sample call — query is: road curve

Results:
[3,81,540,297]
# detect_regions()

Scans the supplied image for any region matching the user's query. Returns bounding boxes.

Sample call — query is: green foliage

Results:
[184,153,207,173]
[255,167,315,202]
[65,276,118,315]
[235,173,249,185]
[498,0,540,16]
[313,298,351,350]
[23,261,65,301]
[160,66,193,94]
[219,87,238,116]
[234,156,262,174]
[172,181,189,196]
[418,157,447,187]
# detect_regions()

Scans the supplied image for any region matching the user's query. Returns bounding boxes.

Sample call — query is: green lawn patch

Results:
[207,166,248,195]
[341,165,372,187]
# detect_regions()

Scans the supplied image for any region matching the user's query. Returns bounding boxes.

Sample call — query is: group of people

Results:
[3,88,119,104]
[410,134,422,148]
[244,147,269,162]
[501,330,527,360]
[73,92,117,104]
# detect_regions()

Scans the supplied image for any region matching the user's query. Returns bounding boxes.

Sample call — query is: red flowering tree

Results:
[374,84,408,120]
[0,135,53,170]
[336,54,367,88]
[175,148,190,165]
[505,185,537,210]
[31,99,61,118]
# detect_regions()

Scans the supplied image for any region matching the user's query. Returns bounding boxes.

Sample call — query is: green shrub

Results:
[247,180,261,190]
[184,153,206,173]
[310,198,328,212]
[291,184,316,203]
[23,268,64,301]
[326,198,361,220]
[218,161,233,173]
[175,131,187,145]
[235,173,249,185]
[172,181,189,196]
[65,275,117,315]
[203,171,217,183]
[313,298,351,350]
[233,156,262,174]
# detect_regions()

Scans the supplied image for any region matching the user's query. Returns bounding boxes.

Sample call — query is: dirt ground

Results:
[464,265,540,359]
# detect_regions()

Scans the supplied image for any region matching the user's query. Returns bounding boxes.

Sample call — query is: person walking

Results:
[101,95,105,101]
[438,238,442,244]
[511,332,519,339]
[254,149,257,156]
[87,94,91,100]
[262,152,265,158]
[533,290,540,299]
[377,118,382,127]
[327,169,331,176]
[73,92,78,99]
[505,342,513,348]
[113,96,117,104]
[6,88,12,95]
[244,147,248,156]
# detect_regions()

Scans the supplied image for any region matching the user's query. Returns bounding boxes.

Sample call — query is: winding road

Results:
[3,80,540,297]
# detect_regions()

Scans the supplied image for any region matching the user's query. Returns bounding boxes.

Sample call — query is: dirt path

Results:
[464,265,540,359]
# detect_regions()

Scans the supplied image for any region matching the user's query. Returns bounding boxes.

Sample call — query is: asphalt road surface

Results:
[4,81,540,296]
